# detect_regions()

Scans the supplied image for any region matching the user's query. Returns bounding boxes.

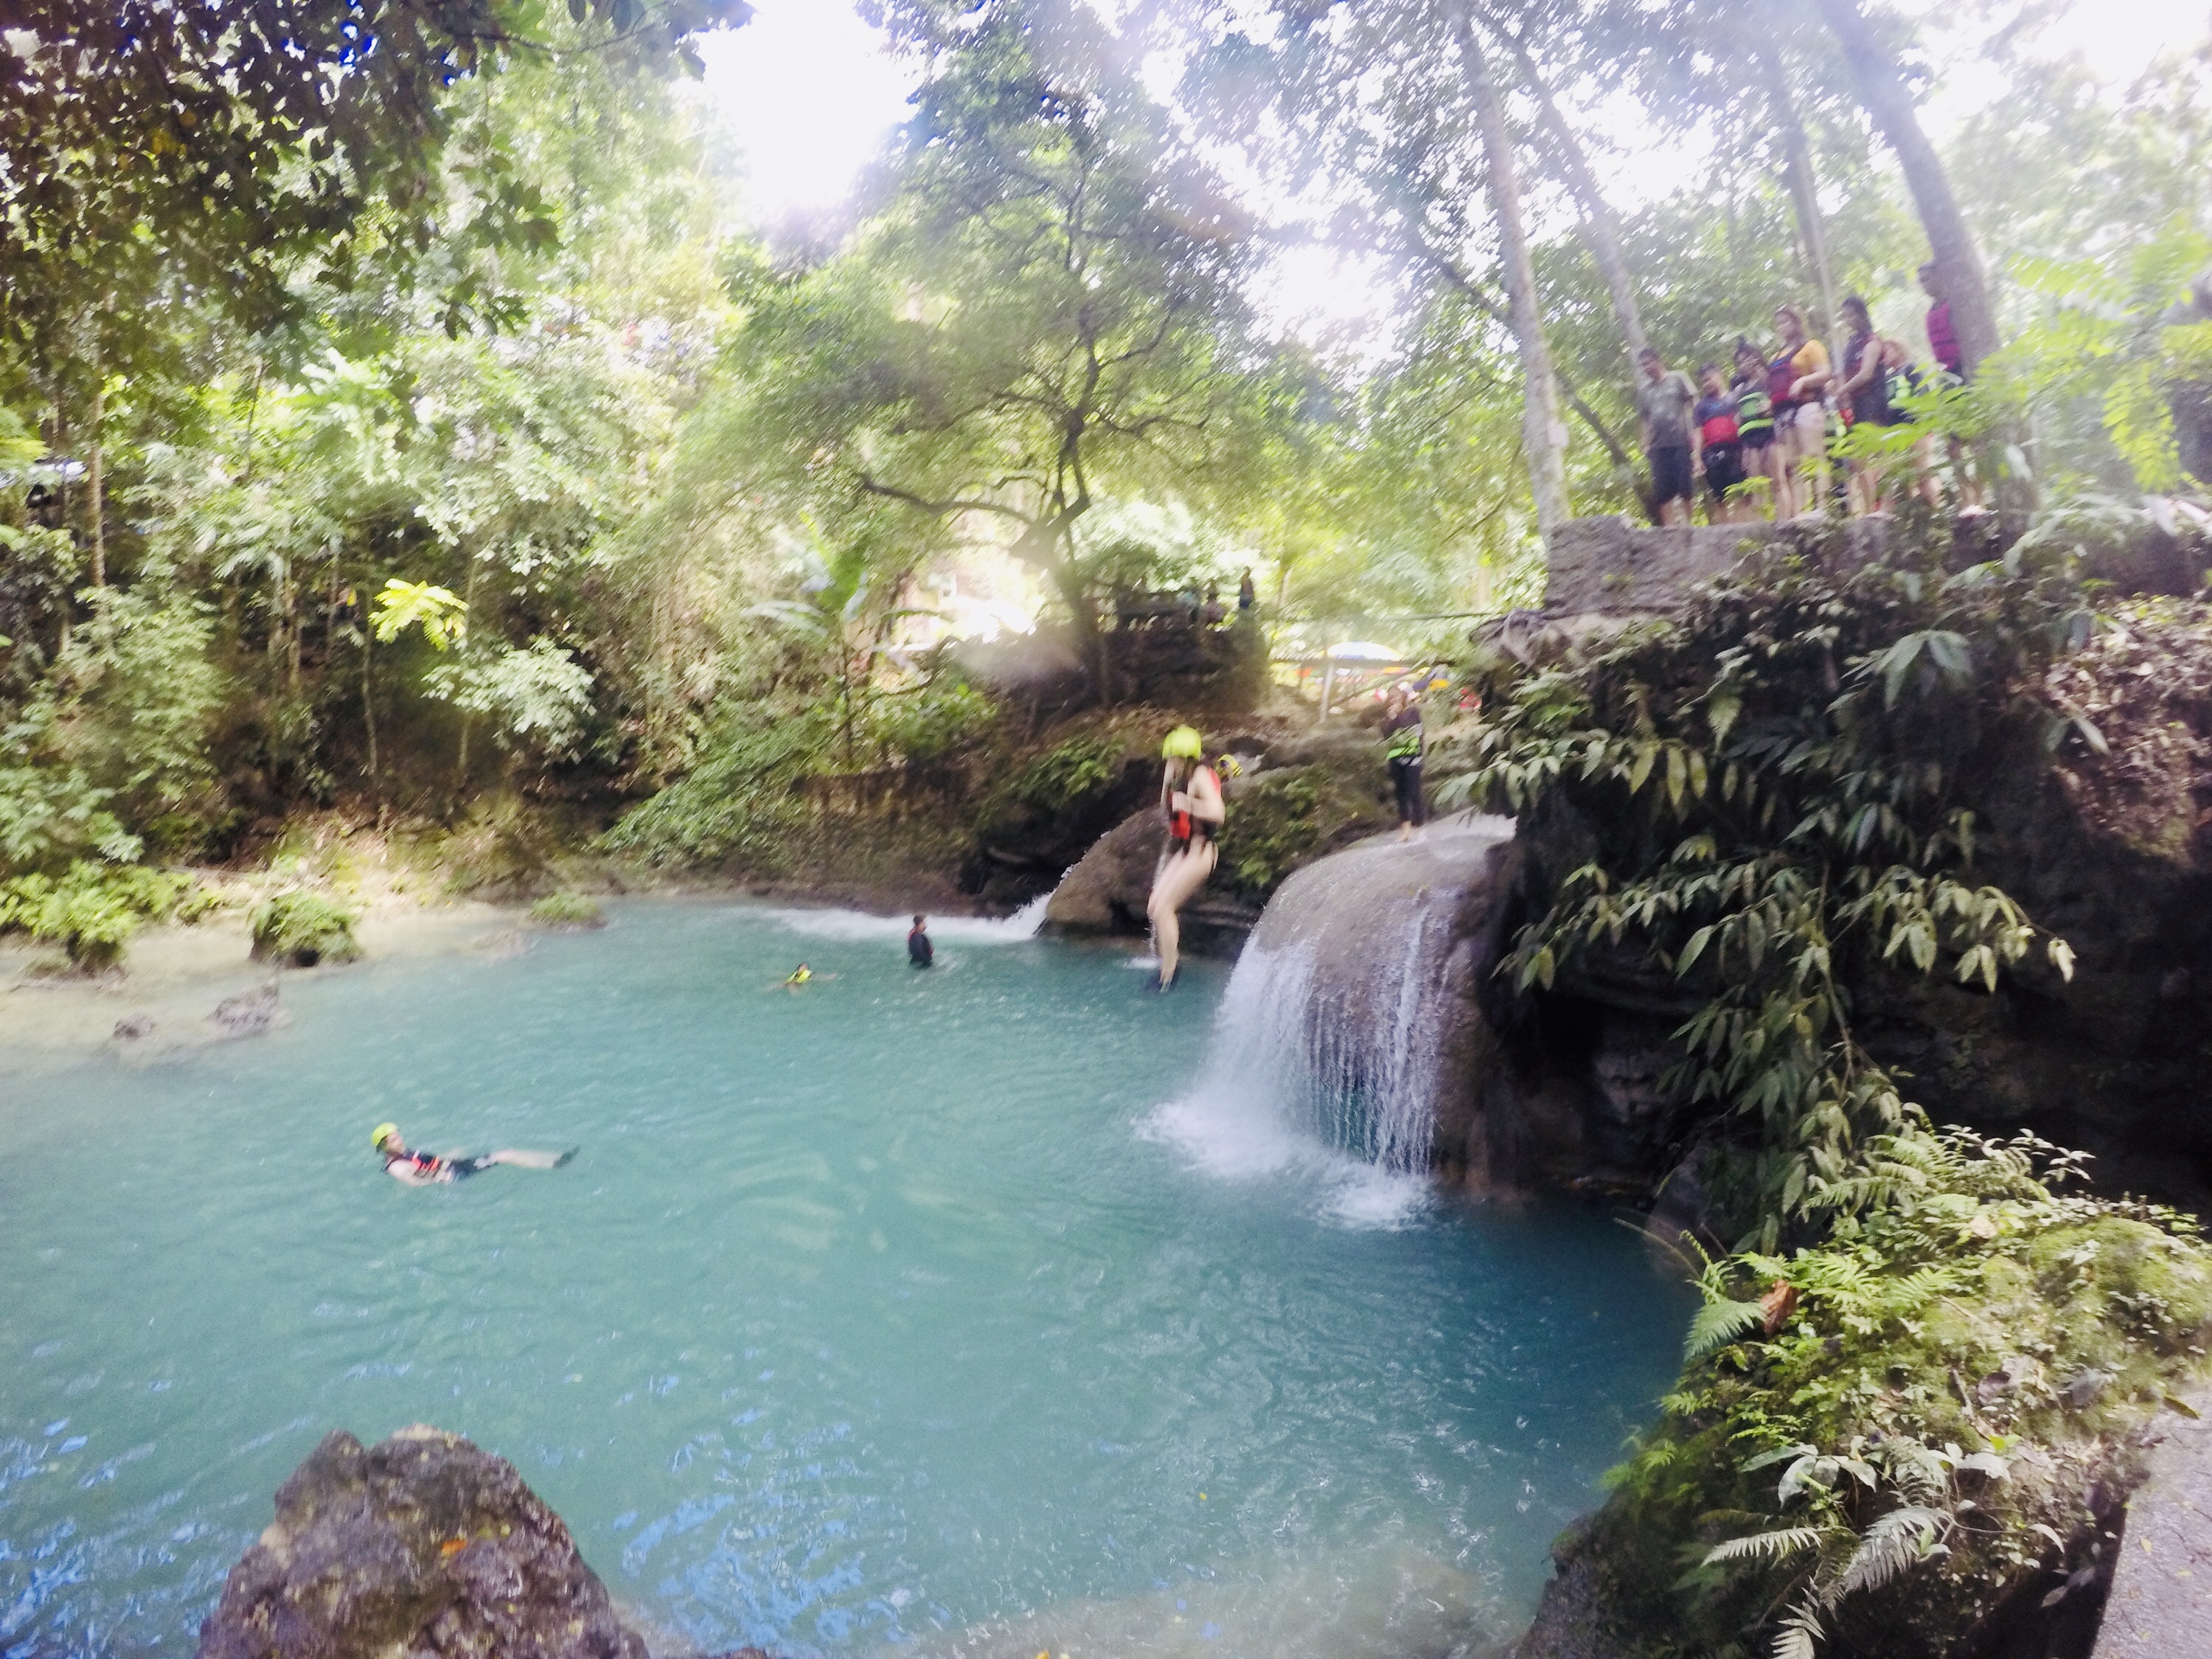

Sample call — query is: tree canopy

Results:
[0,0,2207,877]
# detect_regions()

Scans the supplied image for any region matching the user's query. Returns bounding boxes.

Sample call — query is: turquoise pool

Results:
[0,901,1688,1658]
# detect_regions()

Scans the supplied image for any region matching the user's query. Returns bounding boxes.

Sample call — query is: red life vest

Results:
[1170,766,1217,846]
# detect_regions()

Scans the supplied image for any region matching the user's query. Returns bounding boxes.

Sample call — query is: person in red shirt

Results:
[1917,262,1980,507]
[1919,262,1964,380]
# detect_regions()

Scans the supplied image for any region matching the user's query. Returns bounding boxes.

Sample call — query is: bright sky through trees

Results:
[697,4,2211,218]
[693,1,917,226]
[697,0,2208,341]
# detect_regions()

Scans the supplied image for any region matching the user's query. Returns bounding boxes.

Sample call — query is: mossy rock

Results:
[527,891,606,930]
[1214,763,1390,902]
[1540,1147,2212,1659]
[250,891,361,967]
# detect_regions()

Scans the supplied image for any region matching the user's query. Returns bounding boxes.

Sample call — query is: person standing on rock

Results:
[908,914,933,968]
[1381,686,1426,843]
[1634,346,1699,527]
[1147,726,1223,992]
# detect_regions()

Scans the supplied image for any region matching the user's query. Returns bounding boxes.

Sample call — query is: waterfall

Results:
[1148,816,1515,1198]
[763,892,1051,943]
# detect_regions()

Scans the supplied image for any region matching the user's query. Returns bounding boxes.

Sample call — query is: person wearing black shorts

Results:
[1381,688,1426,842]
[1634,346,1698,527]
[1693,362,1747,522]
[1732,340,1779,520]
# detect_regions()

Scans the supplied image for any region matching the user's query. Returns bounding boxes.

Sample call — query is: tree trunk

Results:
[1444,0,1573,540]
[86,376,105,588]
[456,553,484,792]
[1486,13,1646,362]
[362,624,378,785]
[1750,29,1837,336]
[1813,0,1998,373]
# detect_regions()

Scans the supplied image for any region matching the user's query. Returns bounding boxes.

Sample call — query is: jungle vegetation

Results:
[4,0,2207,923]
[7,4,2212,1652]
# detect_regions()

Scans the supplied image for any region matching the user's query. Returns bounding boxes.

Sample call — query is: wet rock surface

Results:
[2093,1395,2212,1658]
[195,1425,649,1659]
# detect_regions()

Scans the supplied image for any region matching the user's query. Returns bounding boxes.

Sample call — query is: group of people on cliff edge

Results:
[1633,264,1969,528]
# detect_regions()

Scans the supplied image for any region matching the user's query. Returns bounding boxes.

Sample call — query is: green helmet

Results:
[1161,726,1203,759]
[372,1122,400,1150]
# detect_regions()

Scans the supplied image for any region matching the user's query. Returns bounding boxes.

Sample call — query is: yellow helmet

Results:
[1161,726,1203,759]
[371,1122,400,1150]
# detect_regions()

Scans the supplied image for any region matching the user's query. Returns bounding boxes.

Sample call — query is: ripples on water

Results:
[0,901,1689,1659]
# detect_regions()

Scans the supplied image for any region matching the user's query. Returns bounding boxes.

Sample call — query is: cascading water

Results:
[1150,815,1517,1206]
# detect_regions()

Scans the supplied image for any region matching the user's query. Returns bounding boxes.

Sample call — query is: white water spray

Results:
[762,892,1051,944]
[1147,816,1514,1219]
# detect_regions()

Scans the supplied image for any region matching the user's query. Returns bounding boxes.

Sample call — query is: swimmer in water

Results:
[787,963,812,986]
[371,1123,572,1186]
[1144,726,1223,992]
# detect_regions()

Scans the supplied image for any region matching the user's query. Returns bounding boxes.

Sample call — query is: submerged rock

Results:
[211,983,283,1037]
[195,1425,648,1659]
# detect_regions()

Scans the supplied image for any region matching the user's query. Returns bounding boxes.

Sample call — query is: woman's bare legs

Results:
[1147,844,1217,988]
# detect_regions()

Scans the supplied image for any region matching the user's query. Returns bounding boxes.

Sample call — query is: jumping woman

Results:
[1146,726,1224,992]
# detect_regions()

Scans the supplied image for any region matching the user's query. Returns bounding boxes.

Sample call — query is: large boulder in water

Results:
[1040,803,1264,956]
[195,1425,647,1659]
[1043,805,1166,935]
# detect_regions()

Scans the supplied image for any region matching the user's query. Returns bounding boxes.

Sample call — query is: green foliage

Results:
[1440,515,2123,1240]
[875,681,997,768]
[250,890,362,967]
[599,705,833,872]
[1986,219,2212,493]
[422,638,597,759]
[1001,736,1123,812]
[0,860,198,969]
[47,580,225,835]
[373,580,468,652]
[661,0,1279,669]
[0,734,139,876]
[1610,1131,2212,1658]
[528,891,605,928]
[0,0,749,403]
[0,572,223,873]
[1214,764,1388,901]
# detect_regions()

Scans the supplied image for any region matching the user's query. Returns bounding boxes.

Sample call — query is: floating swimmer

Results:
[370,1123,574,1186]
[787,963,812,985]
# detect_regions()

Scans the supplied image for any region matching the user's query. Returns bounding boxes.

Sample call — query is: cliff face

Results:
[1464,633,2212,1222]
[1458,520,2212,1659]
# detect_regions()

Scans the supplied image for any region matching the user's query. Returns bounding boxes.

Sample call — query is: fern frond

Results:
[1837,1505,1950,1596]
[1686,1298,1766,1360]
[1772,1597,1826,1659]
[1704,1525,1834,1565]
